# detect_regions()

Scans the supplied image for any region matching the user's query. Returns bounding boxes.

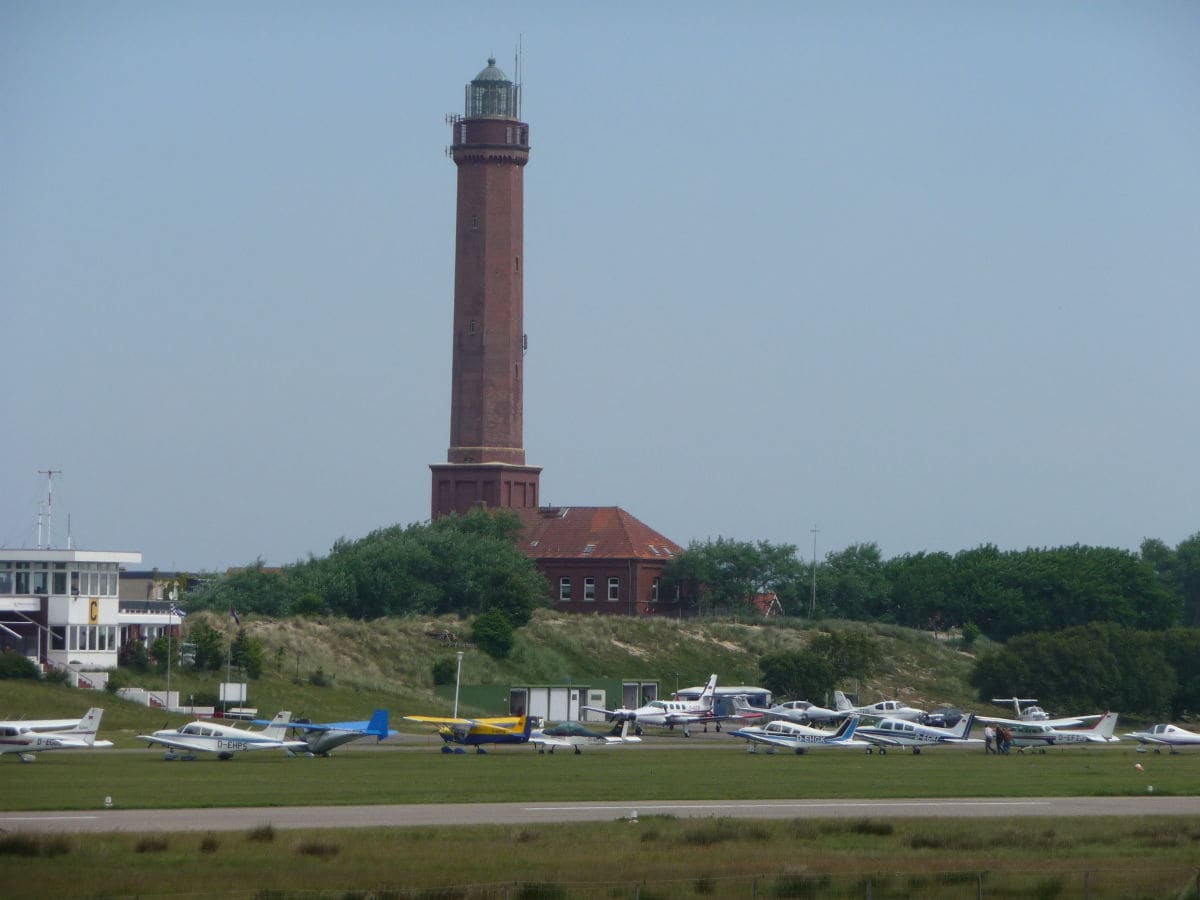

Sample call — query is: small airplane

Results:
[583,674,745,736]
[834,690,926,722]
[856,713,979,754]
[0,708,112,762]
[731,695,844,725]
[729,715,870,754]
[530,719,642,754]
[137,711,309,760]
[1124,723,1200,754]
[403,713,535,753]
[253,709,396,757]
[998,712,1121,752]
[981,697,1101,729]
[0,711,98,733]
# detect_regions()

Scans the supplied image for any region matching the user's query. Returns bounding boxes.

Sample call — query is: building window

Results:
[471,213,479,230]
[651,577,660,602]
[52,568,67,594]
[0,566,12,594]
[583,577,595,601]
[608,577,620,601]
[559,577,572,602]
[50,626,65,651]
[469,319,477,335]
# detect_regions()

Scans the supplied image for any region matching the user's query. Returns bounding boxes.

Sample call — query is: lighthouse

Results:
[430,58,541,519]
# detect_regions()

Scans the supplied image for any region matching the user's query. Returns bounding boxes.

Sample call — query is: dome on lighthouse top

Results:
[465,56,520,119]
[473,58,510,83]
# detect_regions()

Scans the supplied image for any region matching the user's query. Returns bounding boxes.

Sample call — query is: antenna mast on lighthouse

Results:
[37,469,62,549]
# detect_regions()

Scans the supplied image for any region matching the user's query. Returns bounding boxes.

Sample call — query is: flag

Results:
[169,604,187,618]
[230,606,240,625]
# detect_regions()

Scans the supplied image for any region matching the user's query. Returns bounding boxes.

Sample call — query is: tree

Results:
[186,620,226,672]
[183,508,548,623]
[472,608,514,658]
[820,543,890,620]
[758,651,835,703]
[231,628,265,679]
[661,538,803,616]
[807,630,881,680]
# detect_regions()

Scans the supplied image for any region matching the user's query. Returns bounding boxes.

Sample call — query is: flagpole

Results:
[165,592,174,713]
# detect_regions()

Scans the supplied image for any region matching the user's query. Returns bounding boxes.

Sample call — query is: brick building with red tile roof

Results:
[514,507,683,616]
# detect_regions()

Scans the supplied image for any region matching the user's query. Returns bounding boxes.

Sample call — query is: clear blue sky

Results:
[3,2,1197,571]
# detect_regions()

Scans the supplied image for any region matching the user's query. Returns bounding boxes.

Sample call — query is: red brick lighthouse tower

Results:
[431,58,541,519]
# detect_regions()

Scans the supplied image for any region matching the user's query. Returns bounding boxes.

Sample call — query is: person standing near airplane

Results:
[984,724,997,754]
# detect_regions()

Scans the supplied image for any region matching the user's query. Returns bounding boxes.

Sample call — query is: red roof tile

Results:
[514,507,683,561]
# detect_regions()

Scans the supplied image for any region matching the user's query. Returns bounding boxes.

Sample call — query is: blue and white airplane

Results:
[254,709,396,757]
[856,714,980,754]
[730,715,869,754]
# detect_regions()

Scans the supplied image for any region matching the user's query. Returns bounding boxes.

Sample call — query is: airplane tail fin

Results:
[260,711,293,740]
[74,708,104,746]
[366,709,390,740]
[1087,712,1120,742]
[831,715,858,740]
[698,674,718,709]
[833,690,853,712]
[950,713,975,740]
[519,715,533,738]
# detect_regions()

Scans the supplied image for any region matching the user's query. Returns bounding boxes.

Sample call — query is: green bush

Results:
[431,657,458,685]
[0,653,39,679]
[471,609,514,658]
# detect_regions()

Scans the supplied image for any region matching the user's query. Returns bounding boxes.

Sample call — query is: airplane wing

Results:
[403,715,522,738]
[855,731,906,748]
[733,730,804,750]
[137,734,209,753]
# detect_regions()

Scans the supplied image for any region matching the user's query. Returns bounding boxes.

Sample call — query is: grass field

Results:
[2,816,1199,898]
[2,744,1194,811]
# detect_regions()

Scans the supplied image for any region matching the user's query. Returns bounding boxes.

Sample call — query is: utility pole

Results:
[453,651,465,718]
[810,526,820,618]
[37,469,62,549]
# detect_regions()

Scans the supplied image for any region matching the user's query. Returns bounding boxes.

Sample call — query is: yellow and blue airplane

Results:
[403,712,534,753]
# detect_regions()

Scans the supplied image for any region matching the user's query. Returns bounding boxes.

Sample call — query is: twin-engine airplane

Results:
[254,709,395,756]
[731,696,844,725]
[855,714,979,754]
[530,719,642,754]
[729,715,869,754]
[981,697,1101,729]
[834,690,926,722]
[138,711,309,760]
[1124,723,1200,754]
[0,708,112,762]
[583,674,745,736]
[404,713,535,753]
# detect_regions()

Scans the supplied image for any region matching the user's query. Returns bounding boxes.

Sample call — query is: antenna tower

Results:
[37,469,62,549]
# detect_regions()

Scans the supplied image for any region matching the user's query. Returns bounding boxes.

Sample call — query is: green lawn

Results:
[2,744,1193,812]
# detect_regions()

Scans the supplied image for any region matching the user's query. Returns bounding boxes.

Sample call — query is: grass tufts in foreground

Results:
[4,816,1200,898]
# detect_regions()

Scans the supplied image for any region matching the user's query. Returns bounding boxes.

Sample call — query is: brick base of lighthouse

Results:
[430,463,542,520]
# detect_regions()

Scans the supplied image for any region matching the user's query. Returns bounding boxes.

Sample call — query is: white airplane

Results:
[856,714,979,754]
[1124,723,1200,754]
[998,712,1121,752]
[254,709,396,757]
[730,696,844,725]
[583,674,743,737]
[833,690,926,722]
[980,697,1101,729]
[530,719,642,754]
[729,715,870,754]
[138,711,309,761]
[0,711,96,733]
[0,708,112,762]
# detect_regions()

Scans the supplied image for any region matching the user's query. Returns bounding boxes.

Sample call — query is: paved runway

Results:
[2,796,1196,833]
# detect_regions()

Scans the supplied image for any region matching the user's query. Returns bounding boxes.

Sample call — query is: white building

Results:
[0,548,176,680]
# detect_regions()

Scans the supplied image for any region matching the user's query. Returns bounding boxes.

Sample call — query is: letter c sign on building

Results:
[89,599,100,625]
